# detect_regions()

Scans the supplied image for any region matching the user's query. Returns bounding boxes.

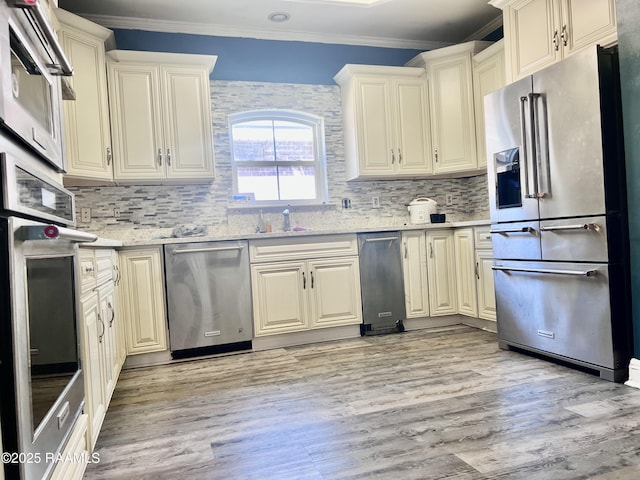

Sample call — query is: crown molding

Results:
[81,14,452,50]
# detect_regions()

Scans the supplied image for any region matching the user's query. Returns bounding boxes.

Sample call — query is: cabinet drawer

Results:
[474,225,492,250]
[78,249,97,293]
[94,249,115,286]
[249,234,358,263]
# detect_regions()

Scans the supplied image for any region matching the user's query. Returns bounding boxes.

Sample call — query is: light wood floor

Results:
[84,325,640,480]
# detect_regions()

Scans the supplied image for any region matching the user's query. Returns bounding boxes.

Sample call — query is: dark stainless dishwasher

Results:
[164,240,253,357]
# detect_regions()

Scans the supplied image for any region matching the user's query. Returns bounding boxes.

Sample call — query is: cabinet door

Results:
[108,63,165,180]
[473,43,505,169]
[476,249,497,321]
[60,26,113,182]
[560,0,617,56]
[505,0,560,80]
[119,248,168,354]
[429,54,478,173]
[97,282,117,401]
[454,229,478,318]
[426,231,457,316]
[354,77,395,175]
[79,292,105,451]
[308,257,362,329]
[394,78,433,175]
[161,66,215,179]
[251,262,309,336]
[402,230,429,318]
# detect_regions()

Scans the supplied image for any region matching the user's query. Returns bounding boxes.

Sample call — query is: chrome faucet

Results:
[283,209,291,232]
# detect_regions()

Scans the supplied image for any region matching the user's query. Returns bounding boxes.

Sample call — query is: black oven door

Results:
[0,217,96,480]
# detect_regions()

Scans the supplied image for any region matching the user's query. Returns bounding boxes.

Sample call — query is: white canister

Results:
[407,197,438,224]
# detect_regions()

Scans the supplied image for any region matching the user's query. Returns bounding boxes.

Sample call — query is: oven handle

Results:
[8,0,74,76]
[492,265,598,277]
[490,227,536,235]
[17,225,98,243]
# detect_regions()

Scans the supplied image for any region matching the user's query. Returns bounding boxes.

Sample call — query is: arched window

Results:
[229,110,328,205]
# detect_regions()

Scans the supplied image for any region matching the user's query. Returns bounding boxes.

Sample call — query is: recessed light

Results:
[268,12,291,22]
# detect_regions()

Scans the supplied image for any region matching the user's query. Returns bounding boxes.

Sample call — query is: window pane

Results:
[237,166,279,201]
[274,121,314,162]
[279,166,317,200]
[231,120,275,161]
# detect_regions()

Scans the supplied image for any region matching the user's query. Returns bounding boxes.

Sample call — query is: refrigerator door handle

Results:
[519,95,534,199]
[531,92,550,198]
[492,265,598,277]
[527,92,542,198]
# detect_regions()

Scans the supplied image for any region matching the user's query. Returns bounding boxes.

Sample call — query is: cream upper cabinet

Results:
[118,247,168,354]
[57,10,115,185]
[453,228,479,318]
[426,230,457,316]
[490,0,617,82]
[107,50,217,183]
[407,41,492,175]
[472,41,505,169]
[402,230,429,318]
[334,65,432,180]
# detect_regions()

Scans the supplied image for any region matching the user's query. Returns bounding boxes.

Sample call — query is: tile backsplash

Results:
[70,80,489,235]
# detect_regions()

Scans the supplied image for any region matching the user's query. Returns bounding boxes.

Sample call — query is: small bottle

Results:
[283,209,291,232]
[257,210,266,233]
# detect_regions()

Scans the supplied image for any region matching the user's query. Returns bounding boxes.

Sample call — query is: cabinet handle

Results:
[158,149,163,166]
[106,147,112,166]
[398,148,402,163]
[98,314,105,343]
[404,242,407,259]
[302,271,306,289]
[311,271,314,288]
[475,262,480,280]
[167,148,172,166]
[561,25,567,47]
[434,148,438,163]
[552,30,559,51]
[108,302,115,326]
[429,242,433,259]
[391,149,395,164]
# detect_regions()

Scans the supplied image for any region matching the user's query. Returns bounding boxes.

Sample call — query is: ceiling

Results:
[57,0,502,50]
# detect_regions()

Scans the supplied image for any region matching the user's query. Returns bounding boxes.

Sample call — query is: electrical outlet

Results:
[445,193,454,206]
[80,207,91,223]
[113,208,121,218]
[372,196,380,208]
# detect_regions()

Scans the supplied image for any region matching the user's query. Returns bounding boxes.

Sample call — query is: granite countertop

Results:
[90,219,490,247]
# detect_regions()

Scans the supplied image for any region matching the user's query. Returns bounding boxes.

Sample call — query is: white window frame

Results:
[229,109,329,206]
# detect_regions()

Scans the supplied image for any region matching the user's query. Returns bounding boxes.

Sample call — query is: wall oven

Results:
[0,145,96,479]
[0,0,74,172]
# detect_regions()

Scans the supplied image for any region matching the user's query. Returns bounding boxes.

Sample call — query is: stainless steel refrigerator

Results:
[485,45,633,382]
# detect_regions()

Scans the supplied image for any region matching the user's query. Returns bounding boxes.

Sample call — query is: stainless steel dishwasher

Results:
[164,240,253,357]
[358,232,406,335]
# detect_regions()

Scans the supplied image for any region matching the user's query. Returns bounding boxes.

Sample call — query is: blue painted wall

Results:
[616,0,640,356]
[113,29,425,84]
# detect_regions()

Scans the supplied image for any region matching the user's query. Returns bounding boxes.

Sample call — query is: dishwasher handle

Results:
[362,236,399,243]
[171,245,244,255]
[492,265,598,277]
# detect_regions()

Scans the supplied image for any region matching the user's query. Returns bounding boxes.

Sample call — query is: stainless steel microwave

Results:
[0,0,74,172]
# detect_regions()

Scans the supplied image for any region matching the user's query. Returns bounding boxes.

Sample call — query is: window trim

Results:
[228,109,329,206]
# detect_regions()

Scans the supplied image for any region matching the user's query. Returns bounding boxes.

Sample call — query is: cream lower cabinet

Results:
[453,226,497,322]
[250,235,362,336]
[78,248,123,451]
[57,10,115,185]
[490,0,617,82]
[334,65,432,180]
[402,230,429,318]
[425,230,457,316]
[107,50,217,183]
[118,247,168,354]
[453,229,479,318]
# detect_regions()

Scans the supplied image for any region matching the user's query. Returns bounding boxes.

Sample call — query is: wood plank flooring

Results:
[84,326,640,479]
